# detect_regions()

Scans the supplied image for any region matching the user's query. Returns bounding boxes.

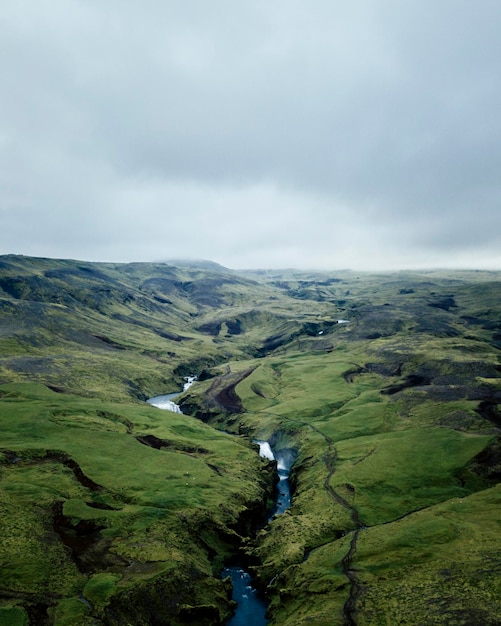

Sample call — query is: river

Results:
[147,383,293,626]
[146,375,196,412]
[220,442,294,625]
[259,443,294,521]
[220,566,268,626]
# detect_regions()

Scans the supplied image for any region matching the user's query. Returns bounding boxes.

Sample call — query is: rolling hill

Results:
[1,255,500,625]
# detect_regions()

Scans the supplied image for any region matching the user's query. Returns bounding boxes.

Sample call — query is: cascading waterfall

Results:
[147,384,293,626]
[222,441,294,625]
[146,375,196,413]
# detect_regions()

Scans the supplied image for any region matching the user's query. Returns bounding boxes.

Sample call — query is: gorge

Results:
[148,388,294,625]
[0,255,500,625]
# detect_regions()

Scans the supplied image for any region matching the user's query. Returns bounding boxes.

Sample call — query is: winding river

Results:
[222,442,294,626]
[147,382,293,626]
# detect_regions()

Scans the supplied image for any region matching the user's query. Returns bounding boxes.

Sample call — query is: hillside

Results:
[0,255,500,625]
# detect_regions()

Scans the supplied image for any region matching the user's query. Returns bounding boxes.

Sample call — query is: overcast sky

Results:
[1,1,500,270]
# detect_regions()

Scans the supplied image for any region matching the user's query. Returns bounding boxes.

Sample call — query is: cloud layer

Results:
[1,1,501,269]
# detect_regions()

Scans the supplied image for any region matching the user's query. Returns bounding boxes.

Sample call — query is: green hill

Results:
[1,255,500,625]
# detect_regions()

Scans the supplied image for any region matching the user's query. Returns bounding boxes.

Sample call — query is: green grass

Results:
[334,428,493,525]
[0,383,273,624]
[0,607,29,626]
[354,485,501,624]
[1,256,501,624]
[263,535,352,626]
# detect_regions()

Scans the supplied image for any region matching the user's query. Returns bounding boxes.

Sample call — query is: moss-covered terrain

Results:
[0,255,500,624]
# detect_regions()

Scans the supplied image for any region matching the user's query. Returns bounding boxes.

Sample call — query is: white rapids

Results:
[256,441,275,461]
[147,375,197,413]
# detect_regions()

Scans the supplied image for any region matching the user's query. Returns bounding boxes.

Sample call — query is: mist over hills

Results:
[0,254,500,625]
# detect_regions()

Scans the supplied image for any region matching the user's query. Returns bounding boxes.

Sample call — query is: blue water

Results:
[223,445,295,625]
[267,466,291,520]
[222,566,268,626]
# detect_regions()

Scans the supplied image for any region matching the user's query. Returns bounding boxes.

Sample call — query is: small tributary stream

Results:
[146,383,294,626]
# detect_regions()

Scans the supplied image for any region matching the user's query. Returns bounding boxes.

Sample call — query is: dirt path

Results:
[322,444,364,625]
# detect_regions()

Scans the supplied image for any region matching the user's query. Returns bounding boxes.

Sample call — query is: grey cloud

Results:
[1,1,500,269]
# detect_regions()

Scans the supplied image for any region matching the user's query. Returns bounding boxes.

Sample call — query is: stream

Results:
[147,382,293,626]
[221,567,268,626]
[258,442,294,521]
[221,442,294,626]
[146,375,196,412]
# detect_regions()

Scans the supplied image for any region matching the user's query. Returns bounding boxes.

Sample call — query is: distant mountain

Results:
[160,258,236,273]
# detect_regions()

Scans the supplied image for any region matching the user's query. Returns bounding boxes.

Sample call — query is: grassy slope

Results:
[0,383,275,625]
[185,269,501,625]
[1,256,500,625]
[0,256,281,625]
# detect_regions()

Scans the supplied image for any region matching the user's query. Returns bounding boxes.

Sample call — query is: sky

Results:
[1,1,501,271]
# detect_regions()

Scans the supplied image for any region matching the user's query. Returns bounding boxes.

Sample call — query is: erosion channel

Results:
[147,383,295,626]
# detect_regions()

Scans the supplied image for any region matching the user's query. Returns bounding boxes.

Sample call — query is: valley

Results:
[0,255,500,625]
